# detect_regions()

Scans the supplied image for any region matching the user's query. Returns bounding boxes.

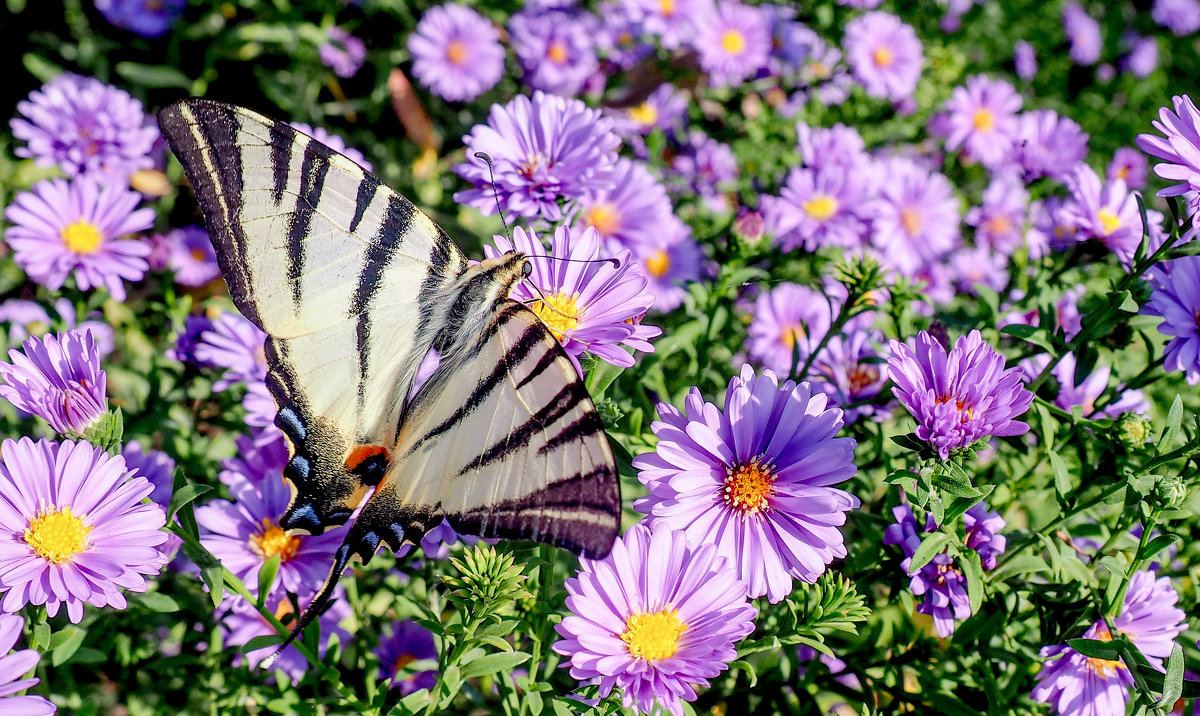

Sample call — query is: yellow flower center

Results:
[780,324,804,350]
[1084,628,1126,677]
[445,40,468,65]
[1116,165,1129,180]
[659,0,676,17]
[723,458,775,515]
[250,519,301,562]
[721,30,747,55]
[972,108,995,132]
[872,46,894,68]
[25,507,92,564]
[583,202,622,238]
[644,249,670,278]
[900,207,923,236]
[983,215,1012,236]
[547,41,569,64]
[1097,207,1121,235]
[803,194,839,221]
[61,220,104,254]
[807,61,829,79]
[531,292,580,342]
[628,102,658,127]
[620,610,686,661]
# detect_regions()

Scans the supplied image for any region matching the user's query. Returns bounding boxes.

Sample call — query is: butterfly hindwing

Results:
[157,99,469,533]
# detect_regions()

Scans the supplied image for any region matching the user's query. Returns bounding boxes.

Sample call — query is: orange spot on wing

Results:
[346,444,389,471]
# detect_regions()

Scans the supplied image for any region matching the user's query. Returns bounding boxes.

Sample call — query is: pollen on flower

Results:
[25,506,92,564]
[583,202,622,237]
[1096,207,1121,235]
[546,41,569,64]
[900,207,923,236]
[803,194,839,221]
[973,108,996,132]
[531,292,581,342]
[445,39,468,65]
[937,394,974,422]
[721,30,747,55]
[983,215,1013,236]
[644,249,670,277]
[724,458,776,515]
[848,363,881,393]
[658,0,676,17]
[779,324,805,350]
[61,220,104,254]
[620,610,686,661]
[872,46,894,68]
[250,518,301,562]
[628,102,659,127]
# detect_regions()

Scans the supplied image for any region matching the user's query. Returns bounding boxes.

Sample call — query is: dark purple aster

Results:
[695,1,771,88]
[1143,256,1200,385]
[843,11,923,102]
[810,328,889,423]
[633,365,860,602]
[0,329,106,436]
[763,163,872,251]
[408,3,504,103]
[965,174,1029,255]
[888,329,1034,459]
[932,75,1022,170]
[1014,40,1037,80]
[1153,0,1200,36]
[883,505,970,637]
[1136,95,1200,226]
[167,314,215,366]
[1063,2,1102,65]
[509,8,598,96]
[94,0,185,37]
[1108,147,1149,189]
[194,311,267,391]
[1013,109,1089,183]
[375,620,437,694]
[0,614,56,714]
[165,226,220,287]
[11,74,159,180]
[455,92,620,222]
[318,27,366,79]
[595,1,654,70]
[963,503,1006,570]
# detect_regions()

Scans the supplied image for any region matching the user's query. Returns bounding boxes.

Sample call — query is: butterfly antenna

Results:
[259,543,353,671]
[474,152,511,241]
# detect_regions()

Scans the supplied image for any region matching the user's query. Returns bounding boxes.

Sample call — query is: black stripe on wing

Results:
[286,147,331,306]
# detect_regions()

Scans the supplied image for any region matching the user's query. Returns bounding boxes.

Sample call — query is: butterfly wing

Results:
[157,99,469,534]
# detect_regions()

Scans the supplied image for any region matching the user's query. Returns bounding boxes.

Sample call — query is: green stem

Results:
[995,482,1126,568]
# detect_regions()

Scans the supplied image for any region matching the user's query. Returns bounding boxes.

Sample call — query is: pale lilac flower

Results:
[577,158,678,251]
[1143,256,1200,384]
[0,438,167,623]
[4,177,153,301]
[621,0,714,50]
[695,1,771,87]
[607,84,689,139]
[869,158,961,276]
[795,122,867,170]
[318,27,366,78]
[408,3,504,102]
[1063,2,1102,65]
[554,522,757,716]
[670,131,738,213]
[1063,164,1145,265]
[843,12,923,102]
[634,365,860,602]
[193,311,267,391]
[933,75,1022,170]
[220,587,351,685]
[763,164,872,251]
[11,74,158,180]
[1013,110,1089,183]
[595,2,654,70]
[486,225,660,368]
[375,619,437,694]
[0,298,112,358]
[1121,35,1159,78]
[888,329,1034,459]
[0,330,106,436]
[1108,147,1149,190]
[288,122,372,171]
[950,245,1009,296]
[745,282,831,375]
[455,92,620,222]
[629,227,704,313]
[509,9,598,96]
[966,174,1030,255]
[1049,353,1147,418]
[1136,94,1200,225]
[1153,0,1200,36]
[883,505,970,637]
[94,0,185,37]
[0,613,55,714]
[165,226,220,287]
[1014,40,1037,80]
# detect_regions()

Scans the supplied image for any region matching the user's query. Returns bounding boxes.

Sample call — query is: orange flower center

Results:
[250,519,301,562]
[547,41,568,64]
[445,40,468,65]
[644,249,670,278]
[583,201,621,237]
[900,207,923,236]
[973,109,995,132]
[872,46,894,68]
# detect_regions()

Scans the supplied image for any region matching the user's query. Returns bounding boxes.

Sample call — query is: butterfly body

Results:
[157,99,620,659]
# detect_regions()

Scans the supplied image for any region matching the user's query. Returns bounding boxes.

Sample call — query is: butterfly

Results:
[157,99,621,660]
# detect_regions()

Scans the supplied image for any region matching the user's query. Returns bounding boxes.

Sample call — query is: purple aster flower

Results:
[1012,110,1089,183]
[0,298,111,358]
[1033,570,1186,715]
[194,311,267,391]
[621,0,714,50]
[376,619,437,693]
[167,314,215,366]
[242,379,281,435]
[795,122,867,170]
[577,158,677,251]
[694,1,771,87]
[0,329,106,436]
[1050,352,1147,418]
[1137,95,1200,225]
[196,467,345,599]
[763,164,872,252]
[288,122,372,172]
[1014,39,1037,80]
[932,75,1022,170]
[950,245,1009,296]
[869,158,961,276]
[1143,256,1200,384]
[670,131,738,213]
[634,365,860,602]
[120,440,174,510]
[455,92,620,222]
[883,505,971,637]
[220,587,351,685]
[745,282,832,375]
[965,174,1029,255]
[595,2,654,70]
[629,225,704,313]
[219,431,289,490]
[1153,0,1200,35]
[843,12,923,102]
[93,0,184,37]
[788,29,853,106]
[417,518,478,560]
[0,438,167,623]
[963,503,1006,570]
[509,9,598,96]
[888,329,1034,459]
[1108,147,1149,190]
[838,0,882,7]
[1063,2,1102,65]
[486,225,660,368]
[1030,196,1084,253]
[408,3,504,103]
[318,27,366,79]
[1063,164,1147,265]
[0,613,55,715]
[164,226,219,287]
[810,329,888,423]
[11,74,158,180]
[1121,35,1159,78]
[608,84,689,139]
[554,522,756,716]
[4,177,153,301]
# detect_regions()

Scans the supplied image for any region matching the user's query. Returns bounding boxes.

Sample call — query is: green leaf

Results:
[1114,290,1140,313]
[202,565,225,609]
[1049,451,1072,502]
[908,531,951,573]
[962,551,984,614]
[242,635,283,653]
[51,626,86,666]
[1068,638,1124,661]
[1157,643,1185,708]
[459,651,531,680]
[1000,323,1055,352]
[32,622,50,651]
[1140,533,1181,562]
[114,62,194,89]
[136,592,180,613]
[990,554,1050,582]
[167,483,213,522]
[257,554,281,607]
[1161,395,1183,448]
[583,359,625,399]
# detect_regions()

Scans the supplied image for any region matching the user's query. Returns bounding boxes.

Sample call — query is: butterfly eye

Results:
[522,260,534,278]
